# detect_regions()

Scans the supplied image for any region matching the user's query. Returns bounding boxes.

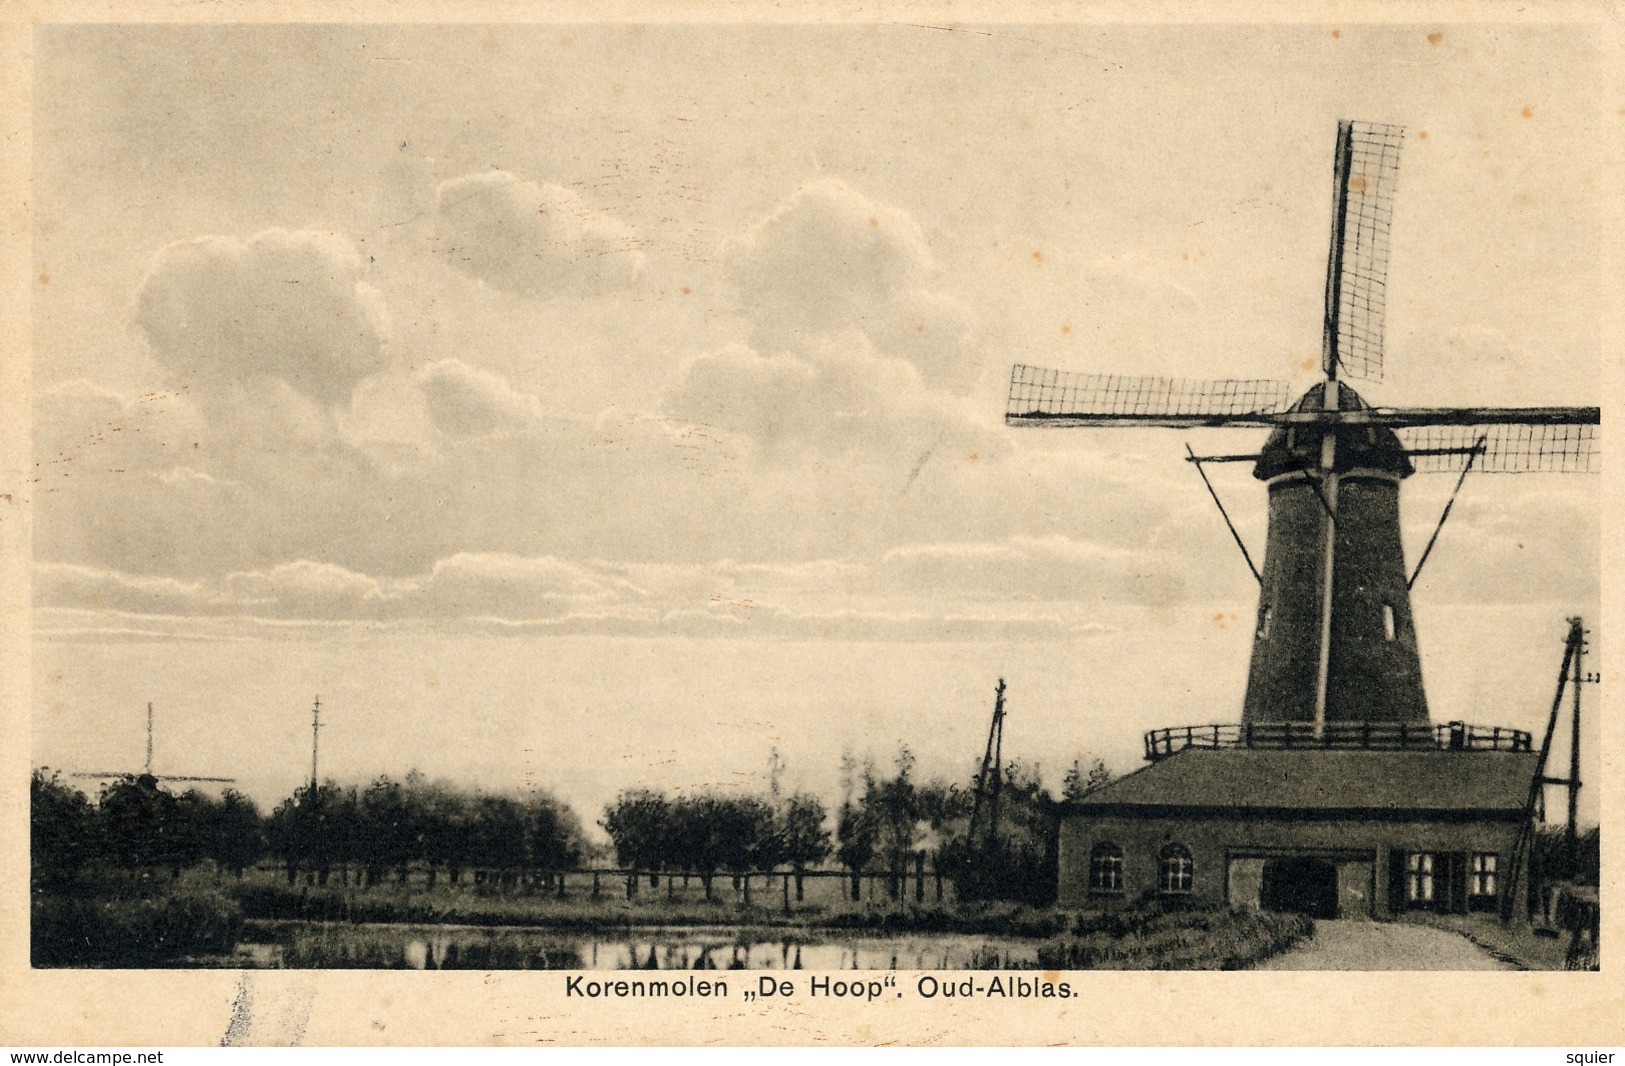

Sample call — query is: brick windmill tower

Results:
[1010,121,1597,921]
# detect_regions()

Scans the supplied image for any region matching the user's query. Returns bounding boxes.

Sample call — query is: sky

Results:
[28,22,1603,830]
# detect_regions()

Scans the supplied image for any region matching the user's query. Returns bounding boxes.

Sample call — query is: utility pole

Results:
[310,695,322,789]
[988,681,1006,850]
[1568,624,1586,870]
[1506,618,1592,921]
[145,702,154,776]
[968,679,1007,859]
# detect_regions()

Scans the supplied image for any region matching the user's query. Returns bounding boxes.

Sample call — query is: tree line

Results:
[598,748,1115,905]
[31,769,588,894]
[33,749,1116,903]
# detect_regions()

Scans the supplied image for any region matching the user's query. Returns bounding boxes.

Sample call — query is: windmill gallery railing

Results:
[1143,720,1532,761]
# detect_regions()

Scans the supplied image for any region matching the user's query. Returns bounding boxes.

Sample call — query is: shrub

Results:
[32,887,242,967]
[820,901,1070,938]
[1029,902,1311,970]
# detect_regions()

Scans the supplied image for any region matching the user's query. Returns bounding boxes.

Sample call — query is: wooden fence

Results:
[254,859,960,908]
[584,864,956,908]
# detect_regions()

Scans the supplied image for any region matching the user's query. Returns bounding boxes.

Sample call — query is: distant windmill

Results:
[71,702,236,789]
[1006,121,1599,733]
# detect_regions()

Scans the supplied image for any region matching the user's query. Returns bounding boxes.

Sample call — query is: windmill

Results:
[1007,120,1598,736]
[70,702,236,790]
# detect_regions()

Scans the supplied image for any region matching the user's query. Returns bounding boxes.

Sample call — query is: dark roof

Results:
[1071,748,1537,814]
[1255,381,1413,480]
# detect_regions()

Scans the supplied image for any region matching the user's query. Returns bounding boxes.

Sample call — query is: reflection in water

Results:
[252,923,1042,970]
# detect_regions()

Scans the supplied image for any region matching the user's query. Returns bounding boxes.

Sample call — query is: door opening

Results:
[1260,857,1339,918]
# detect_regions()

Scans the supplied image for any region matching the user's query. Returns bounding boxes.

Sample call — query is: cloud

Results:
[415,359,546,439]
[35,563,214,616]
[872,287,979,388]
[36,532,1180,643]
[34,379,203,474]
[664,344,821,453]
[1405,486,1600,605]
[876,535,1187,606]
[723,180,981,391]
[134,229,389,405]
[37,470,1597,647]
[45,203,1594,630]
[664,337,988,463]
[414,553,629,618]
[220,560,388,615]
[725,178,934,324]
[434,171,645,297]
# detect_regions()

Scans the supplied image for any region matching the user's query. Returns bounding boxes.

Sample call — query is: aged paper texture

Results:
[2,0,1621,1047]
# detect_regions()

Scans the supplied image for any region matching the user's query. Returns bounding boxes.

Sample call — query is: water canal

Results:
[228,921,1049,970]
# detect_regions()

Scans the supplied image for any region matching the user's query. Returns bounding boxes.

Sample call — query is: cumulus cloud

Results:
[665,337,988,464]
[34,379,202,472]
[434,171,645,297]
[134,229,389,405]
[873,287,979,386]
[725,178,934,324]
[723,180,980,391]
[416,359,545,439]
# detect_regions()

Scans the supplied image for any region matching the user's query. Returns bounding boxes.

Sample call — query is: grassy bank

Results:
[1030,906,1312,970]
[232,872,1020,932]
[234,878,842,930]
[32,888,242,967]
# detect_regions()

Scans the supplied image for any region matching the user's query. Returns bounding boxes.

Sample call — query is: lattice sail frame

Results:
[1326,122,1403,384]
[1006,364,1291,422]
[1398,423,1598,474]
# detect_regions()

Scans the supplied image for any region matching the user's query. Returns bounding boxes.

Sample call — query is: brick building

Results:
[1057,747,1534,917]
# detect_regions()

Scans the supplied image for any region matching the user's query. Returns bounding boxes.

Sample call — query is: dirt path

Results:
[1255,919,1515,970]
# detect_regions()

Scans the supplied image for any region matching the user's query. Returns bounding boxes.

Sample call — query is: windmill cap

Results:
[1254,381,1413,481]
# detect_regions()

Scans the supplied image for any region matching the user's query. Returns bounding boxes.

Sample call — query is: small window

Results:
[1471,853,1498,897]
[1382,603,1397,641]
[1089,842,1124,893]
[1406,852,1435,902]
[1158,844,1194,894]
[1257,604,1272,639]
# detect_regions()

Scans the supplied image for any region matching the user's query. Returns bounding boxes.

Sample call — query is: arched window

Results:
[1088,842,1124,893]
[1257,603,1272,639]
[1382,603,1397,641]
[1158,844,1194,894]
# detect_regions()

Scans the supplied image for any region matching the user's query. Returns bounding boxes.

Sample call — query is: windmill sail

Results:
[1006,364,1292,427]
[70,772,236,782]
[1322,121,1404,383]
[1398,422,1598,474]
